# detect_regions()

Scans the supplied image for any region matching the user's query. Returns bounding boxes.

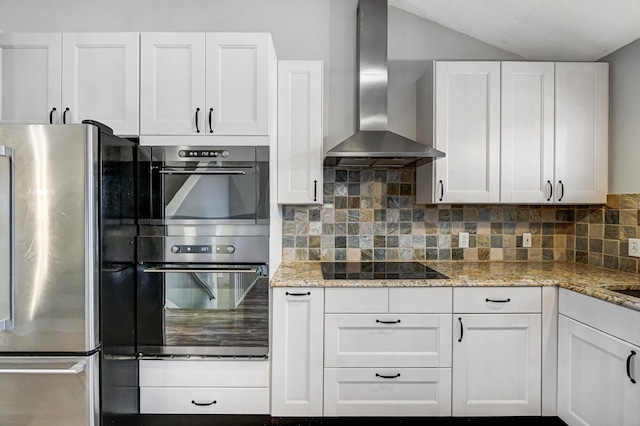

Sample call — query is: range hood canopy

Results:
[324,0,445,168]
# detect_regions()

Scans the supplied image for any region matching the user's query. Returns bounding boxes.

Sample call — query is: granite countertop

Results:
[270,261,640,312]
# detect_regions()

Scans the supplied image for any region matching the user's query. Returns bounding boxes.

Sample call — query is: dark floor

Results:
[104,415,568,426]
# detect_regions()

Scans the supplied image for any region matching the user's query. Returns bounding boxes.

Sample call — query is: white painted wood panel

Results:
[324,368,452,417]
[325,314,452,368]
[271,288,324,416]
[555,62,608,204]
[501,62,555,203]
[433,61,501,203]
[277,60,323,205]
[62,33,139,135]
[452,314,542,416]
[206,33,270,136]
[139,360,269,387]
[140,387,269,414]
[453,287,541,313]
[140,32,205,135]
[324,287,388,313]
[558,315,640,426]
[388,287,452,313]
[0,33,61,124]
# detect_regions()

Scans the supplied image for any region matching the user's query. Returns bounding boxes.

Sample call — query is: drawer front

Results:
[139,360,269,387]
[140,387,269,414]
[389,287,452,313]
[324,368,451,417]
[453,287,541,313]
[325,314,452,367]
[325,288,388,313]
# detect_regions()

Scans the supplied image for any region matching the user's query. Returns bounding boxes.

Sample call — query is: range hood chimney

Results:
[324,0,445,167]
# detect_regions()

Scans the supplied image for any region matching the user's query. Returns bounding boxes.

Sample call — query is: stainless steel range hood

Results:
[324,0,445,168]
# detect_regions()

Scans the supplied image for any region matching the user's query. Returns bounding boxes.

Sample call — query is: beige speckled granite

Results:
[270,261,640,312]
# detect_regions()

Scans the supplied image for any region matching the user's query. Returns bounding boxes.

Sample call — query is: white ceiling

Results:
[390,0,640,61]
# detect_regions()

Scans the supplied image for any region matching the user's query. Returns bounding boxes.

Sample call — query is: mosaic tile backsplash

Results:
[281,168,640,274]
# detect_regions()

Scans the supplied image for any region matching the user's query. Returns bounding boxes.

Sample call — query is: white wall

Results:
[600,40,640,194]
[0,0,520,151]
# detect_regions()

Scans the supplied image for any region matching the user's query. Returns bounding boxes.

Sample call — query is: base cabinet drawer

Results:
[140,387,269,414]
[324,368,451,417]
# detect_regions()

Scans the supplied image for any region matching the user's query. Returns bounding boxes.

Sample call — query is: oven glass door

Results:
[158,163,260,223]
[137,265,269,357]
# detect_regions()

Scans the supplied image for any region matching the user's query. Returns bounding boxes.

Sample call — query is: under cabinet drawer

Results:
[324,314,452,367]
[140,387,269,414]
[389,287,452,313]
[453,287,541,313]
[324,368,451,417]
[139,360,269,387]
[325,288,388,313]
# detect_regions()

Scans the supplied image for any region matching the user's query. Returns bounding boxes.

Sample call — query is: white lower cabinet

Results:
[324,368,451,417]
[139,360,269,414]
[271,288,324,416]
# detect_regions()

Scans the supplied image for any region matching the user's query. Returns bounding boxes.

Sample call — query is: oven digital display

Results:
[170,245,212,254]
[178,150,229,158]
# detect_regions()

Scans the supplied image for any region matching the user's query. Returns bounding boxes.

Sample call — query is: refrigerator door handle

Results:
[0,360,86,375]
[0,146,13,332]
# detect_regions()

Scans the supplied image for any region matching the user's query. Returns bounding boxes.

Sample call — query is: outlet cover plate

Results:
[629,238,640,257]
[523,233,532,248]
[459,232,469,248]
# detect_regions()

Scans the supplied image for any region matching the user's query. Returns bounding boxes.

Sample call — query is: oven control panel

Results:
[178,149,229,158]
[170,244,235,254]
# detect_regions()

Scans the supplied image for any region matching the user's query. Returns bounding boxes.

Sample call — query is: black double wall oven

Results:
[136,146,270,358]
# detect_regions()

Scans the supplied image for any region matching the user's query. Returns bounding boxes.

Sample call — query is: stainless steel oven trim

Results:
[137,346,269,357]
[159,169,247,175]
[143,268,259,274]
[0,146,13,332]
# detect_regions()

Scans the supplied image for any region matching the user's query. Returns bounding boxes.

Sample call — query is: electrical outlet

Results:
[459,232,469,248]
[523,233,532,248]
[629,238,640,258]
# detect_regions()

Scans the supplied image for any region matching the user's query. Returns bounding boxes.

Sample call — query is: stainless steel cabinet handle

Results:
[144,268,257,274]
[0,361,85,375]
[438,180,444,202]
[627,350,637,384]
[159,170,246,176]
[209,108,214,133]
[62,107,70,124]
[49,107,57,124]
[0,146,13,332]
[195,108,201,133]
[546,180,553,202]
[558,180,565,202]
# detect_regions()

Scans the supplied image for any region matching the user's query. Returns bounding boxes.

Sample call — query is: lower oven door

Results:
[137,265,269,357]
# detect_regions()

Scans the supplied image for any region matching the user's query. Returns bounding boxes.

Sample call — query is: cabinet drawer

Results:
[139,360,269,387]
[325,288,388,313]
[453,287,541,313]
[325,314,452,367]
[389,287,452,313]
[140,387,269,414]
[324,368,451,417]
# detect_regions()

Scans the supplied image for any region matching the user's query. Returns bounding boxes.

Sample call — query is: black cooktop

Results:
[321,262,449,280]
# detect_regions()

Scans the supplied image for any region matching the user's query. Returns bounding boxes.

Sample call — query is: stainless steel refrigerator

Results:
[0,123,138,425]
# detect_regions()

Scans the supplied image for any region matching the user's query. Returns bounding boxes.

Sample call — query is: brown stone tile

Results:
[490,223,503,234]
[606,194,621,208]
[541,207,556,222]
[575,208,589,223]
[478,248,491,260]
[604,224,619,240]
[619,257,638,273]
[295,249,309,260]
[566,249,575,262]
[554,249,567,261]
[588,253,603,268]
[532,235,542,248]
[543,249,554,260]
[463,208,478,221]
[530,223,542,235]
[503,235,517,248]
[542,236,555,248]
[516,248,529,260]
[478,234,491,248]
[575,250,588,264]
[590,224,604,239]
[529,209,542,222]
[589,238,603,253]
[516,208,529,222]
[621,225,637,239]
[555,235,567,248]
[603,255,619,270]
[477,223,491,235]
[529,249,542,261]
[490,248,503,260]
[503,248,516,260]
[567,235,575,249]
[576,223,589,237]
[603,239,619,256]
[464,248,478,261]
[321,249,334,261]
[620,193,639,209]
[554,223,568,234]
[589,208,604,224]
[621,210,638,226]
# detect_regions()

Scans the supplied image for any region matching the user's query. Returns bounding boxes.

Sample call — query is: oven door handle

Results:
[159,170,247,176]
[143,268,258,274]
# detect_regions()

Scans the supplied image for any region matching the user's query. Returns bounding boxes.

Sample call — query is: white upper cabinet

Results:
[0,33,62,125]
[0,33,139,135]
[501,62,555,204]
[277,60,323,205]
[140,32,274,140]
[62,33,139,135]
[140,33,205,135]
[433,61,501,204]
[555,62,609,204]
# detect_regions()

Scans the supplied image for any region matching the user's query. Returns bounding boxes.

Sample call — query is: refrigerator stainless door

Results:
[0,146,13,331]
[0,125,99,352]
[0,354,99,426]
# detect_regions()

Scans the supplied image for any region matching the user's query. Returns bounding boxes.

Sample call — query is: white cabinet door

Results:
[140,33,205,135]
[501,62,555,203]
[325,314,452,368]
[61,33,139,135]
[433,61,501,203]
[271,288,324,416]
[206,33,270,136]
[558,315,640,426]
[277,60,323,205]
[452,314,542,416]
[324,368,452,417]
[555,62,608,204]
[0,33,61,124]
